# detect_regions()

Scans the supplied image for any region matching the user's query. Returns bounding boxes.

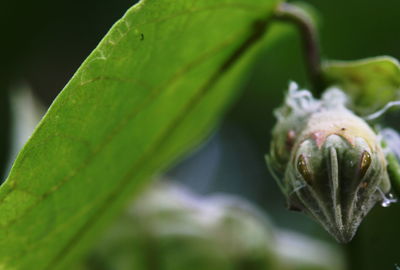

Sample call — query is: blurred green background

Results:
[2,0,400,269]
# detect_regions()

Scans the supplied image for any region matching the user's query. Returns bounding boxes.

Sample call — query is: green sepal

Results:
[323,56,400,115]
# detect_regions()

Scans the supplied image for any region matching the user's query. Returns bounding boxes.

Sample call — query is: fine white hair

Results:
[285,81,319,113]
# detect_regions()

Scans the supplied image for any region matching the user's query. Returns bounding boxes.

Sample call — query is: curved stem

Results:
[274,3,324,95]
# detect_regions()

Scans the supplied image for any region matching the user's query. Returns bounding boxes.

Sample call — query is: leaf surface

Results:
[323,56,400,114]
[0,0,280,269]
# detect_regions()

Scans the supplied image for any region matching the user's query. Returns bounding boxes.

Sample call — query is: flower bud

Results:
[269,86,392,243]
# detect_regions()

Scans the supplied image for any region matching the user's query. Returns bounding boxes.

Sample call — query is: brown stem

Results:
[274,3,324,95]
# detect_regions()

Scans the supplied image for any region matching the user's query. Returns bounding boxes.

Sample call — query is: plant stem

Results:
[274,3,324,95]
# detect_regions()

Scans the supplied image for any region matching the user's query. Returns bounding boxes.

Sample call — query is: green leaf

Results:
[0,0,280,269]
[322,56,400,114]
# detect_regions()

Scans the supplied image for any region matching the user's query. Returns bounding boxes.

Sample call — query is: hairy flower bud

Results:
[267,83,392,243]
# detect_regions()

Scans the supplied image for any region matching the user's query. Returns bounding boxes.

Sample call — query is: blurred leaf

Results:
[0,0,282,269]
[323,56,400,114]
